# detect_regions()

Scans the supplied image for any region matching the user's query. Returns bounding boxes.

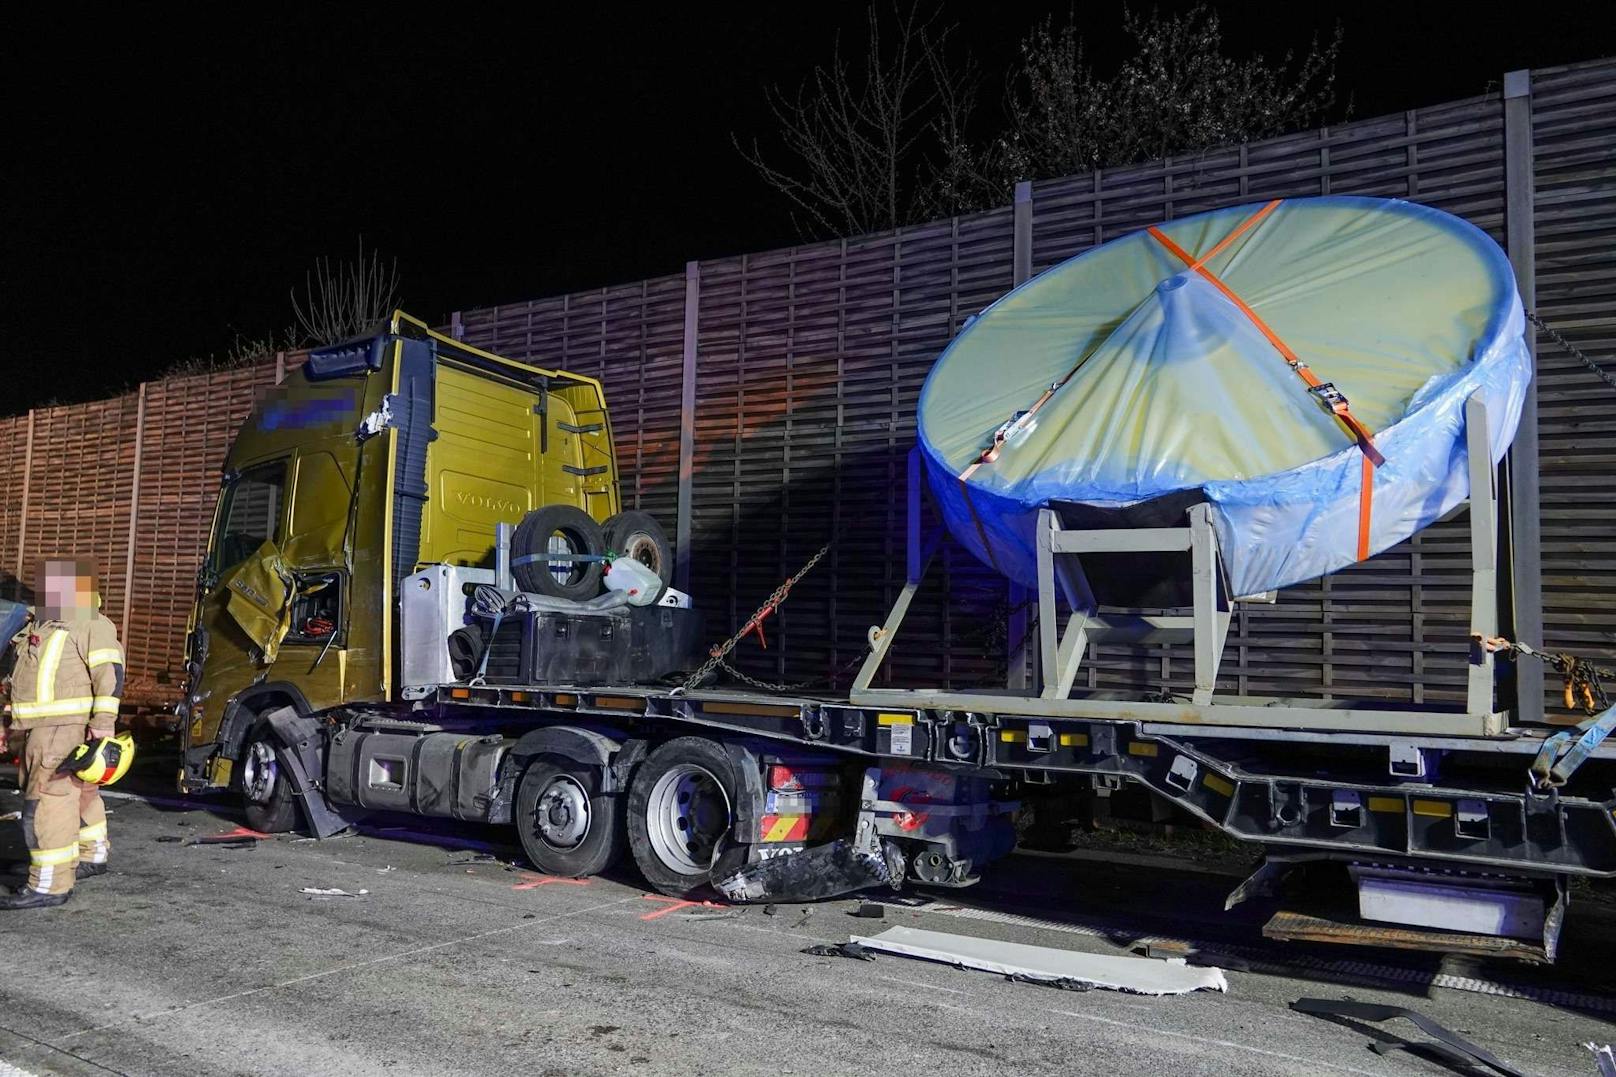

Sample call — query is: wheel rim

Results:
[242,740,280,804]
[621,531,662,576]
[645,763,731,875]
[533,774,591,850]
[546,529,587,587]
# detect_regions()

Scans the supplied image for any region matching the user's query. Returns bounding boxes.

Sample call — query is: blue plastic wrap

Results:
[918,196,1531,596]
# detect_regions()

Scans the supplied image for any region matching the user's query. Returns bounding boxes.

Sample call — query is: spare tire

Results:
[512,504,607,600]
[603,510,673,592]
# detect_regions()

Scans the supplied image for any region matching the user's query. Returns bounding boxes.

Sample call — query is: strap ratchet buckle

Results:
[1308,380,1350,414]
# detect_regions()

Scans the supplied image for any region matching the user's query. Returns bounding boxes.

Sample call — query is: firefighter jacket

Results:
[8,612,124,731]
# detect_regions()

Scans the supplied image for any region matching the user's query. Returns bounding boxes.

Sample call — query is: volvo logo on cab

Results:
[455,490,522,516]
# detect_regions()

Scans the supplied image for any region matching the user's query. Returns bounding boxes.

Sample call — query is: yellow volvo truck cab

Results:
[177,311,650,797]
[172,313,1004,905]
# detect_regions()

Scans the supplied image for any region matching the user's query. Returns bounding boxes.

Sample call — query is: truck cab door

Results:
[187,460,290,751]
[221,539,292,662]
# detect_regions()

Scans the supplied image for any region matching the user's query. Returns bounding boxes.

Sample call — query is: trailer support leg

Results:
[1465,393,1499,719]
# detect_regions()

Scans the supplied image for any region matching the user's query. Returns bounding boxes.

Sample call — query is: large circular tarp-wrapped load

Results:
[919,196,1531,598]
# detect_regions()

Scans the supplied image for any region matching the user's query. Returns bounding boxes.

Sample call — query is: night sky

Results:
[4,3,1610,411]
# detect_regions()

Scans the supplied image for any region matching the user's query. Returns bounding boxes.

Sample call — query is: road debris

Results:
[849,903,885,919]
[300,887,369,899]
[1290,998,1525,1077]
[1005,973,1091,991]
[185,826,270,847]
[802,942,876,962]
[715,836,894,902]
[851,926,1227,995]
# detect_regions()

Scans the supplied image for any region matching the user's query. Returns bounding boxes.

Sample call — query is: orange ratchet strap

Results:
[1147,200,1383,561]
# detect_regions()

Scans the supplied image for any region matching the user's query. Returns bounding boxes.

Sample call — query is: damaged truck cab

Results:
[178,311,1017,903]
[180,311,618,790]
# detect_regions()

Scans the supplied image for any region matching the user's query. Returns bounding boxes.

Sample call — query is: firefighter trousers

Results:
[17,724,109,895]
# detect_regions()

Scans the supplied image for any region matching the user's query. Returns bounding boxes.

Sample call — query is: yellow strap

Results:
[91,696,121,715]
[87,648,123,668]
[30,845,79,867]
[36,629,70,704]
[79,822,108,841]
[11,696,95,719]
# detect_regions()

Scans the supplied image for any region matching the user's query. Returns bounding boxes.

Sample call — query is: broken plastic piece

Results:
[715,838,894,903]
[300,887,369,898]
[801,942,875,962]
[1290,998,1524,1077]
[1005,973,1092,992]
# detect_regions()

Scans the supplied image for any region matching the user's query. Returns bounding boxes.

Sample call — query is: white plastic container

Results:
[602,556,663,606]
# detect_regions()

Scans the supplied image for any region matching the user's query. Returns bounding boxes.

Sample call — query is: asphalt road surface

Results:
[1,768,1612,1076]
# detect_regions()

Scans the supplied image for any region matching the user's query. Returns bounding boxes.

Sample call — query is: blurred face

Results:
[41,560,96,621]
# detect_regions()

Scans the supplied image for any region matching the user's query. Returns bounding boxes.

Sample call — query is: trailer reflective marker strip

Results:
[759,815,810,842]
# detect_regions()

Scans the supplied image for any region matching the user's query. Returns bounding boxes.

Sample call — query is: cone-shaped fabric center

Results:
[1001,271,1349,498]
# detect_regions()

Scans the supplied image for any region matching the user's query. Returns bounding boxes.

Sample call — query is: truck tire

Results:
[603,510,673,592]
[447,625,483,681]
[512,504,606,600]
[513,755,625,878]
[627,737,746,896]
[238,732,300,834]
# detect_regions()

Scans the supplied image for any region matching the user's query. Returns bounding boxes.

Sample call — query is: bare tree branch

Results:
[290,237,402,345]
[733,2,974,237]
[738,3,1346,230]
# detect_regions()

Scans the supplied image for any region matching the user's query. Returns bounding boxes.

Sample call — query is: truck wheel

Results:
[514,755,624,878]
[238,734,299,834]
[603,510,673,591]
[512,505,606,600]
[627,737,745,896]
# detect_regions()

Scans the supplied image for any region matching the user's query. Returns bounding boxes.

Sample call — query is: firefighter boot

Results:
[0,886,72,909]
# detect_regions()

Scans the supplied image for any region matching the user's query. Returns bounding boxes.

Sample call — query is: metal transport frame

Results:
[850,392,1506,736]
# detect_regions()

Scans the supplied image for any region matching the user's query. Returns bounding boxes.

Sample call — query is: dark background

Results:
[3,2,1611,409]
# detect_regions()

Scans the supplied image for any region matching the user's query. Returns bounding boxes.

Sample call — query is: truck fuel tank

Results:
[326,729,508,822]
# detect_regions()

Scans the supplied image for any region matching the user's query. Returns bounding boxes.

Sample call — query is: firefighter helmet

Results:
[58,733,136,786]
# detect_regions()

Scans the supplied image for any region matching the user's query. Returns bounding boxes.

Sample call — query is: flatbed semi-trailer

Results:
[170,314,1612,960]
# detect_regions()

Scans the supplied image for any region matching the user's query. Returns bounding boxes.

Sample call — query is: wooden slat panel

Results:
[18,395,141,648]
[122,362,280,703]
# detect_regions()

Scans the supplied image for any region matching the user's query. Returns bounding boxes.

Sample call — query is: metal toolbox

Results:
[481,604,704,686]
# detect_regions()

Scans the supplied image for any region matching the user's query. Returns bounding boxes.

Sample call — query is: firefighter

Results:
[2,558,125,910]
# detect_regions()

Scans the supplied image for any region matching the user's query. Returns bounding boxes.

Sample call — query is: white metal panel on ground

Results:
[851,924,1228,995]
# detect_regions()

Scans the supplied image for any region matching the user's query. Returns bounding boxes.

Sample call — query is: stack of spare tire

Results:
[446,504,696,687]
[510,505,673,602]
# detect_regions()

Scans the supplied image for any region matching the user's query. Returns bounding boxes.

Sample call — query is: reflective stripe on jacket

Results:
[9,613,124,729]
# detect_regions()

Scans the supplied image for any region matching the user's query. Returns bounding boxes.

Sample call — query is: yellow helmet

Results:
[59,733,136,787]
